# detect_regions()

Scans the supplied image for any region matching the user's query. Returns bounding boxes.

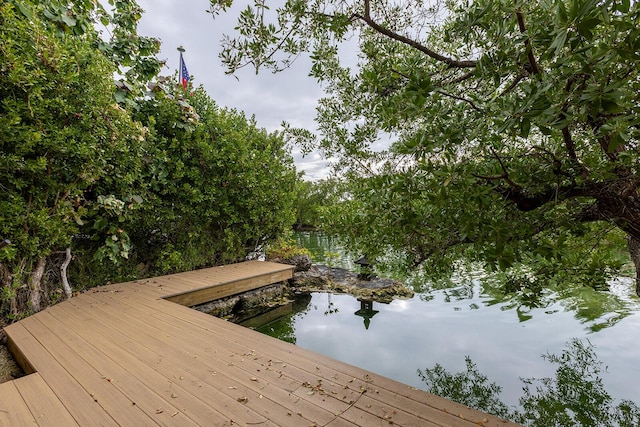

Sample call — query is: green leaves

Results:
[208,0,640,294]
[0,2,149,314]
[12,1,32,19]
[127,86,298,273]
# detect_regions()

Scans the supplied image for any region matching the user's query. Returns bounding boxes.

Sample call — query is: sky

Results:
[136,0,330,180]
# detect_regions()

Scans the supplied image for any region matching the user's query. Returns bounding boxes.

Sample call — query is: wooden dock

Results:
[2,260,518,426]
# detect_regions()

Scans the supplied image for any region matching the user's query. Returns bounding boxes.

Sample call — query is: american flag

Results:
[179,53,190,89]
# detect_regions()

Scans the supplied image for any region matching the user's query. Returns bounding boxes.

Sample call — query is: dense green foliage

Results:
[8,0,162,102]
[211,0,640,295]
[127,84,298,273]
[264,237,311,262]
[292,178,343,229]
[419,339,640,426]
[0,2,145,315]
[0,2,297,320]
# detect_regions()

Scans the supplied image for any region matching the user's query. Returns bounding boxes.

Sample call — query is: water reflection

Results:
[257,290,640,410]
[256,293,311,345]
[418,339,640,425]
[354,299,379,329]
[294,232,356,270]
[266,232,640,410]
[322,293,338,316]
[295,231,640,329]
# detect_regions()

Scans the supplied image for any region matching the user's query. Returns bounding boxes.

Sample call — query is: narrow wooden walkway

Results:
[2,260,518,426]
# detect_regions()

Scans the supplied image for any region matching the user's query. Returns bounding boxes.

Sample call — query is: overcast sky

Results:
[136,0,331,180]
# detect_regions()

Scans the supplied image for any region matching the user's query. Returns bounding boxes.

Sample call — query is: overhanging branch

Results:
[515,6,541,75]
[436,90,484,113]
[355,0,476,69]
[472,148,521,190]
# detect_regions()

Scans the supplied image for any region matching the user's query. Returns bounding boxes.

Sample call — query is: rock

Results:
[291,265,414,303]
[194,283,290,320]
[272,254,312,272]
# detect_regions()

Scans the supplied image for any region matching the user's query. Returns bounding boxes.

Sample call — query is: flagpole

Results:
[177,46,185,87]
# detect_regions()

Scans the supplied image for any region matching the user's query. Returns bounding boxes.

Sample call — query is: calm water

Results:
[257,232,640,409]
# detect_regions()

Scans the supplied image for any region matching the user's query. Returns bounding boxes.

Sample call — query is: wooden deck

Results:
[2,260,518,426]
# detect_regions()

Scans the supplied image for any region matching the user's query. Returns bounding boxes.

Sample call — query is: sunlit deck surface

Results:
[2,260,518,426]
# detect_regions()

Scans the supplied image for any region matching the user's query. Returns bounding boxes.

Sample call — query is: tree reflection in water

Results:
[419,339,640,426]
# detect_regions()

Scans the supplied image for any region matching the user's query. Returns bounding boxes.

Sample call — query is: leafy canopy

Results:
[0,1,145,264]
[8,0,162,102]
[210,0,640,293]
[128,82,299,273]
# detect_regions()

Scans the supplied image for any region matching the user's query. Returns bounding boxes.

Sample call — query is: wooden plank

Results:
[17,315,159,427]
[111,261,293,295]
[86,291,456,427]
[12,374,79,427]
[101,261,294,306]
[4,322,119,426]
[5,322,141,425]
[97,295,455,427]
[325,418,360,427]
[6,333,35,375]
[3,260,517,427]
[66,292,335,427]
[80,290,340,425]
[48,307,264,425]
[27,310,197,427]
[164,270,293,306]
[0,379,37,427]
[124,293,514,427]
[221,325,511,427]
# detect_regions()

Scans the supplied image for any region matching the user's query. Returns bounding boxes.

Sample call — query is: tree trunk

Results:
[60,247,73,299]
[628,235,640,297]
[29,257,46,313]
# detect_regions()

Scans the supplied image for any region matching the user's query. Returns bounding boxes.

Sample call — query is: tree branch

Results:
[489,147,521,190]
[448,70,476,85]
[515,6,541,75]
[29,256,46,313]
[493,185,572,211]
[355,0,476,69]
[531,146,573,179]
[435,90,484,113]
[60,247,73,299]
[559,77,583,166]
[497,70,528,98]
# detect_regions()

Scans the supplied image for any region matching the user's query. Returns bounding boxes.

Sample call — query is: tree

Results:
[292,177,343,230]
[0,2,146,316]
[126,80,298,274]
[0,0,298,322]
[209,0,640,294]
[8,0,162,102]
